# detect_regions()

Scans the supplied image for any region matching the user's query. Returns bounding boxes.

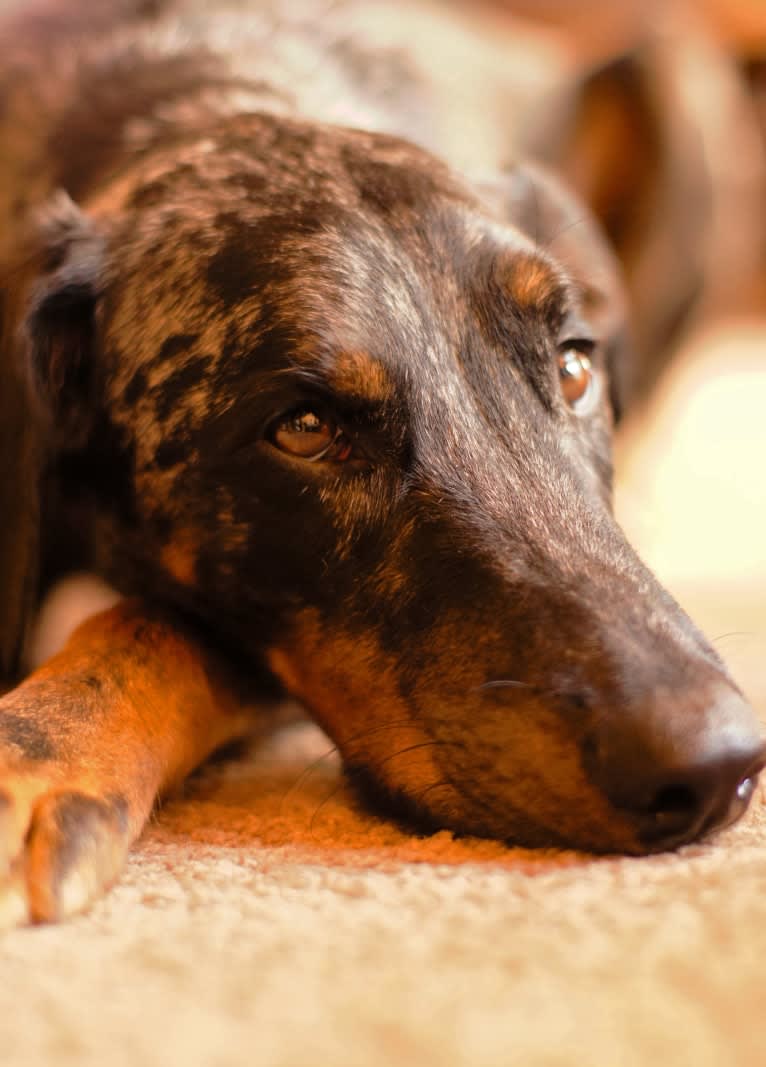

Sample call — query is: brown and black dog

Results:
[0,0,763,924]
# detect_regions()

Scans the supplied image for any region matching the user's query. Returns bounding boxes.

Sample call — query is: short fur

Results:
[0,0,763,923]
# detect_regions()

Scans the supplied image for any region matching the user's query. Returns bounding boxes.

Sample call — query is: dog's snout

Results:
[585,690,766,851]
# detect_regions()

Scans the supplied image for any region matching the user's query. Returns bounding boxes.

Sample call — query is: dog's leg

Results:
[0,600,257,926]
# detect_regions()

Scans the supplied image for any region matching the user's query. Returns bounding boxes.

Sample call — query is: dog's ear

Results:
[546,52,660,267]
[0,192,104,676]
[21,191,106,447]
[0,324,40,681]
[476,163,633,422]
[529,48,712,406]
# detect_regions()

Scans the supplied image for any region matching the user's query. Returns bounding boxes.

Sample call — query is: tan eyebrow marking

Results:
[503,254,563,311]
[326,350,393,405]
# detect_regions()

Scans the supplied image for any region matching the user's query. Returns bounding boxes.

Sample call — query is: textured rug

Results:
[2,321,765,1067]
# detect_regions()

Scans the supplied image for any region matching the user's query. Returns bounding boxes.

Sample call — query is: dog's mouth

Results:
[347,740,766,857]
[265,607,765,857]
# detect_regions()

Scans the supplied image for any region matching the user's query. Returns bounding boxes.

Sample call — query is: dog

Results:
[0,0,763,925]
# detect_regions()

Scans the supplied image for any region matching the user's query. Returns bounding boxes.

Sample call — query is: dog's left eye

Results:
[270,409,353,462]
[558,347,595,411]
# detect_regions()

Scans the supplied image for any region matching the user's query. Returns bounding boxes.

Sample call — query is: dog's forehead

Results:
[104,120,579,425]
[104,121,470,336]
[268,227,572,428]
[118,115,470,226]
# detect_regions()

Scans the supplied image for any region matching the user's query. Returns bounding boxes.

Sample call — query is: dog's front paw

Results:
[0,758,132,927]
[0,599,258,926]
[0,686,134,926]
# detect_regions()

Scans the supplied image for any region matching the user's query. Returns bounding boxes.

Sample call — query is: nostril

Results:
[584,691,765,851]
[648,783,699,820]
[635,759,764,847]
[640,781,705,844]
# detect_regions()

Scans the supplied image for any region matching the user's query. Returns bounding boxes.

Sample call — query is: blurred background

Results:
[616,318,766,716]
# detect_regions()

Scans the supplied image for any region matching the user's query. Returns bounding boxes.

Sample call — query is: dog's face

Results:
[23,114,764,854]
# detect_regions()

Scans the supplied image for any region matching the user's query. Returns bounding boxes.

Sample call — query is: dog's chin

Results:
[343,760,625,855]
[343,760,759,857]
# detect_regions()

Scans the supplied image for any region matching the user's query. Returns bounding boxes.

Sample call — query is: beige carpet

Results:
[2,321,766,1067]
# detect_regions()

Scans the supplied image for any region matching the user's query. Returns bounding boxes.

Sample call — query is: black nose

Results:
[585,689,766,851]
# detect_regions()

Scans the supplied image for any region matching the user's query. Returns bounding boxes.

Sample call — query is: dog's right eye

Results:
[269,409,352,462]
[558,345,596,412]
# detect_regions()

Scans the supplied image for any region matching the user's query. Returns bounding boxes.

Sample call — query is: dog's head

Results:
[21,113,765,853]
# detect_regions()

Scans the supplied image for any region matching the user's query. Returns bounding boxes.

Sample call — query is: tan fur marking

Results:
[161,533,199,586]
[329,350,392,403]
[268,611,462,808]
[505,256,559,309]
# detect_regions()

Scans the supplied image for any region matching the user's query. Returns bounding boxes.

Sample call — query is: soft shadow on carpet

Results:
[2,321,765,1067]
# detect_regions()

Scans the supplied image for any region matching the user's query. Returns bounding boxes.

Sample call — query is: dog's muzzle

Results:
[583,685,765,851]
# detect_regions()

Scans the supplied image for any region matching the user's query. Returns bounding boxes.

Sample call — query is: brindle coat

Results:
[0,0,763,923]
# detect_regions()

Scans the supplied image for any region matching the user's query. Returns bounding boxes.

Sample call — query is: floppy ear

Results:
[475,163,633,422]
[0,192,105,677]
[546,52,660,263]
[0,324,40,681]
[529,48,711,406]
[22,191,106,448]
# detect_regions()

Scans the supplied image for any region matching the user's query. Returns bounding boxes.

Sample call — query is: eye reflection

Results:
[558,348,594,411]
[271,409,352,461]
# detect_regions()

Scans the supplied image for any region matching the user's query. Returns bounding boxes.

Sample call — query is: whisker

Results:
[476,679,534,692]
[307,748,457,837]
[278,742,340,813]
[530,175,541,248]
[375,739,457,772]
[308,778,347,837]
[412,779,453,806]
[711,631,754,644]
[279,717,423,810]
[340,717,424,747]
[542,214,589,252]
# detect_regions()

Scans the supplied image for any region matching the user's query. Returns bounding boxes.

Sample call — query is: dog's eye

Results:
[270,409,352,462]
[558,347,594,411]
